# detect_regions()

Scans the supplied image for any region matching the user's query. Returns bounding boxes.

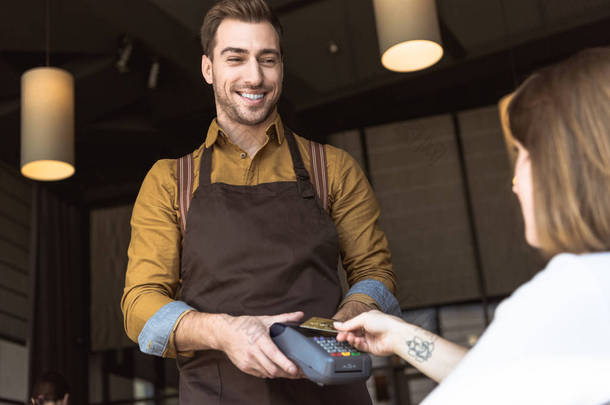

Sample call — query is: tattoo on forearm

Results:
[406,336,434,362]
[225,316,266,345]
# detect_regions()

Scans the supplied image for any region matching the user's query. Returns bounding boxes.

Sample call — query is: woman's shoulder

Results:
[516,251,609,287]
[546,251,610,268]
[540,252,610,290]
[490,252,610,328]
[550,252,610,312]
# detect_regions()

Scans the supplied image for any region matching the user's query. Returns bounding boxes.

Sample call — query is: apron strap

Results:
[309,141,329,213]
[199,145,213,187]
[176,132,330,238]
[177,153,194,236]
[178,145,213,239]
[283,128,315,199]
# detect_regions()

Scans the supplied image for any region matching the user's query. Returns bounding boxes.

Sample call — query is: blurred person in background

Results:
[29,371,69,405]
[336,47,610,405]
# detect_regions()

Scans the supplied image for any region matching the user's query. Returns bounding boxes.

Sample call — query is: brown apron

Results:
[177,129,372,405]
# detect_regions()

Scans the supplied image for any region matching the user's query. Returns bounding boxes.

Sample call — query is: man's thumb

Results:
[271,311,304,324]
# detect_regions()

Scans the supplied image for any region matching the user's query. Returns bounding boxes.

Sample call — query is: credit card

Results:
[300,317,338,334]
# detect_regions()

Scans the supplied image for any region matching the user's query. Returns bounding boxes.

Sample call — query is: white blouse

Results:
[422,252,610,405]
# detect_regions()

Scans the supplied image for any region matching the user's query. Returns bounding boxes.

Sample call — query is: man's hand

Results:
[215,311,305,379]
[332,301,374,322]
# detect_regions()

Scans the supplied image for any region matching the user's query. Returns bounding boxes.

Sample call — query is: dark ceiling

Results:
[1,0,609,206]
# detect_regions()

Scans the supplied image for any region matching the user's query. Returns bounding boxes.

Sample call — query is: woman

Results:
[335,47,610,404]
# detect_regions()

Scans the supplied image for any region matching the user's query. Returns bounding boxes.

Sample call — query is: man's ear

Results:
[201,54,213,85]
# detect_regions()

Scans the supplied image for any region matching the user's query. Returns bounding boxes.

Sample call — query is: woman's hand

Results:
[334,310,404,356]
[336,309,468,383]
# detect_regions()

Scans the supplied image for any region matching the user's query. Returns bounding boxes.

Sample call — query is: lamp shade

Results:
[373,0,444,72]
[21,67,75,181]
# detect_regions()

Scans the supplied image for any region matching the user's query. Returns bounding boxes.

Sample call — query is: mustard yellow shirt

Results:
[122,114,396,358]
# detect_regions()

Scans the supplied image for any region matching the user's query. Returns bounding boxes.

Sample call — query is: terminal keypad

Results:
[312,336,361,357]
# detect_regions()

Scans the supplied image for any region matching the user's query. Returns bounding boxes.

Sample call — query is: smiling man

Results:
[121,0,399,404]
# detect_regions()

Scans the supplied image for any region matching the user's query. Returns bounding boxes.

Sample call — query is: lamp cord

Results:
[498,0,517,88]
[45,0,50,66]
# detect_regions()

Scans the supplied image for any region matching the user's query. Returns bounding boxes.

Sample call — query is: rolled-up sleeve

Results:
[327,146,399,314]
[121,159,190,358]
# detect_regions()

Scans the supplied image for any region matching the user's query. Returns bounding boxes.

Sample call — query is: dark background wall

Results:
[1,0,609,206]
[0,162,31,404]
[0,163,31,345]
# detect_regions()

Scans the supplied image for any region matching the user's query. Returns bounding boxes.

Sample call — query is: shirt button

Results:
[240,152,247,159]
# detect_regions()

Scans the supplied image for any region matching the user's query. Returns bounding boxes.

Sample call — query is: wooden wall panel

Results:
[0,262,28,295]
[457,106,540,296]
[327,105,541,309]
[0,162,32,343]
[0,238,28,273]
[0,339,29,401]
[90,204,136,351]
[0,215,29,250]
[0,195,29,230]
[0,313,28,343]
[0,288,29,322]
[0,166,31,204]
[366,114,481,308]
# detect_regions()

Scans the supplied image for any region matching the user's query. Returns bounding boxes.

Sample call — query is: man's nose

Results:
[243,58,263,87]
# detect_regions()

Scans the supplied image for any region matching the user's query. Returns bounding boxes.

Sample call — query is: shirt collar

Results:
[204,113,285,149]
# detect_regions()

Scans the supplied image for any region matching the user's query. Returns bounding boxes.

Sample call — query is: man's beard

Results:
[213,82,279,126]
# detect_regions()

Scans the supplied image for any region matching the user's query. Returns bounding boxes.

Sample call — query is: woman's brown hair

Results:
[200,0,283,58]
[507,47,610,257]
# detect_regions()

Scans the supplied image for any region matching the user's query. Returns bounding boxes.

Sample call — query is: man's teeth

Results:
[240,93,264,100]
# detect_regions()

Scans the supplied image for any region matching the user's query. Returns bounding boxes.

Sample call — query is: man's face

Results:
[201,19,283,127]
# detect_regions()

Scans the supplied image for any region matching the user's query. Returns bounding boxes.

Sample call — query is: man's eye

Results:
[261,59,277,65]
[227,58,242,62]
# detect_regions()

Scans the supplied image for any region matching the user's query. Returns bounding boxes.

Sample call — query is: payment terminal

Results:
[270,322,372,386]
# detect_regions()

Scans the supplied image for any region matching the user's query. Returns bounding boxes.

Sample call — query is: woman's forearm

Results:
[391,322,468,383]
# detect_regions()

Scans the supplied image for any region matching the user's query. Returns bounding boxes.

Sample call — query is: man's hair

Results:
[200,0,284,58]
[507,47,610,257]
[32,371,70,401]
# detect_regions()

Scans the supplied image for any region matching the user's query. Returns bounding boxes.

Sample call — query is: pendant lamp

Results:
[373,0,444,72]
[21,0,74,181]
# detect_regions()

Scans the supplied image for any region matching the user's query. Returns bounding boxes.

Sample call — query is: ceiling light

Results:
[373,0,444,72]
[20,0,74,181]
